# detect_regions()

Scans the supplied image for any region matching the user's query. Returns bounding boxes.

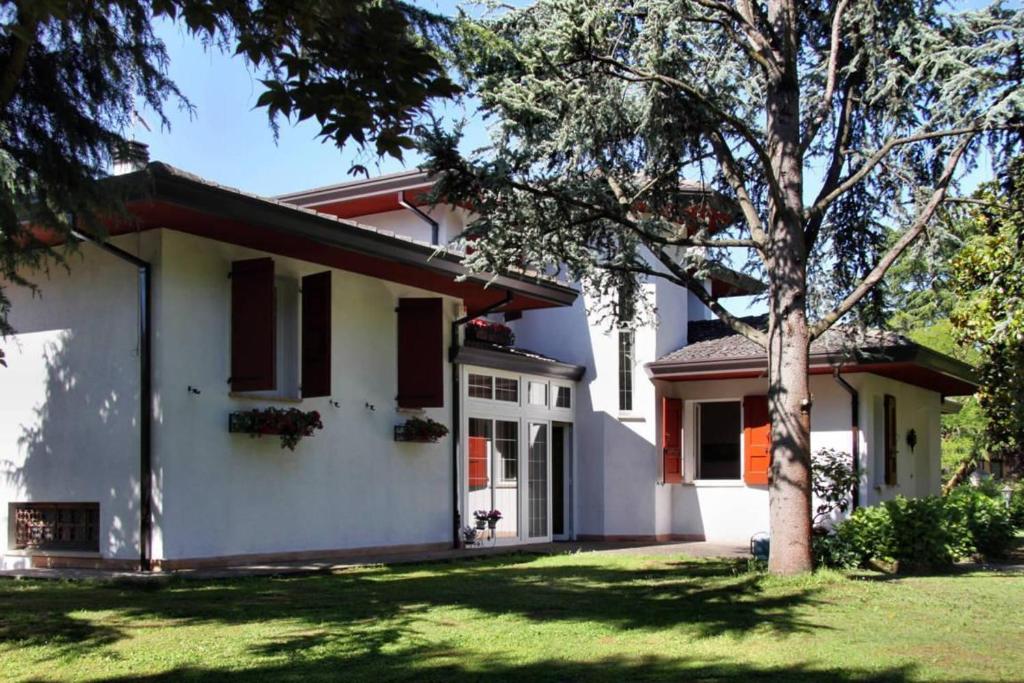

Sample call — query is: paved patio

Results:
[0,540,749,583]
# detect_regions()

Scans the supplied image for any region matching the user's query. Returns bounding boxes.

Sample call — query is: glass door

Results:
[526,421,550,540]
[467,417,520,543]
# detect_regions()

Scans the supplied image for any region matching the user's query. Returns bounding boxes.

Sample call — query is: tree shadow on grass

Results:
[2,555,829,678]
[95,652,928,683]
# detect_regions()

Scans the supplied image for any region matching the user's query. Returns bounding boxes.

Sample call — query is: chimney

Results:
[111,140,150,176]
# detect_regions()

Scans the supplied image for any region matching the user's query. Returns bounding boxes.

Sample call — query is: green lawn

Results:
[1,553,1022,682]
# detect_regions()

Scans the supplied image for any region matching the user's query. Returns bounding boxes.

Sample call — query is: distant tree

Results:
[0,0,457,335]
[950,156,1024,478]
[423,0,1024,573]
[882,216,987,481]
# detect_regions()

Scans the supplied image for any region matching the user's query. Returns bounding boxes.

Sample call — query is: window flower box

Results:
[465,318,515,346]
[394,416,449,443]
[229,408,323,450]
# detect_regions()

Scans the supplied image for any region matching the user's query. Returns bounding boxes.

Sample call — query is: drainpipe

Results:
[833,368,860,511]
[448,291,514,548]
[398,191,439,245]
[72,228,153,571]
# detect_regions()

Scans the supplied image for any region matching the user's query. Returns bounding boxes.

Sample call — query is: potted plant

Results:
[394,416,449,443]
[228,407,324,450]
[473,510,489,530]
[486,509,502,530]
[465,318,515,346]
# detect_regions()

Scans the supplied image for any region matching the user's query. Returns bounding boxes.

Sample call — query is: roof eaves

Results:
[129,163,577,306]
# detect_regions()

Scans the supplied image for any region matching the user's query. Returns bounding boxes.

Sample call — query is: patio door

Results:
[526,421,551,540]
[467,417,520,543]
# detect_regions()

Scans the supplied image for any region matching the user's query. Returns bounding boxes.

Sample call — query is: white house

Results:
[0,163,976,570]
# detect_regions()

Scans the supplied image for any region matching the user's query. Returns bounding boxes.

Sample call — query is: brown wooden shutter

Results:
[396,297,444,408]
[468,436,489,489]
[743,395,771,486]
[662,397,683,484]
[884,394,897,485]
[230,258,276,392]
[301,271,332,398]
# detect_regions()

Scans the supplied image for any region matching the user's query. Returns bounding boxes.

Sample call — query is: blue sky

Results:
[135,2,468,196]
[135,1,1007,199]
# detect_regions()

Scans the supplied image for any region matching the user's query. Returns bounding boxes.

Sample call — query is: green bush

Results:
[815,486,1016,570]
[1009,481,1024,529]
[946,485,1016,559]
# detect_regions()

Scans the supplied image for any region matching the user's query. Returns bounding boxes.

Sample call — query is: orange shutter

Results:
[743,395,771,486]
[468,436,488,489]
[662,397,683,483]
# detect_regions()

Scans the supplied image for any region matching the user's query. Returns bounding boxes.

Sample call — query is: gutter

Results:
[72,229,153,571]
[832,369,860,511]
[448,292,514,548]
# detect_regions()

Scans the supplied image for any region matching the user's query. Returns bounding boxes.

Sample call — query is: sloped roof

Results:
[661,315,916,364]
[649,316,977,396]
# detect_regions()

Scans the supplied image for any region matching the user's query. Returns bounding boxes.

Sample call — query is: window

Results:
[618,330,634,412]
[11,503,99,552]
[229,259,330,398]
[884,394,897,485]
[697,401,742,480]
[468,373,493,399]
[495,420,519,483]
[495,377,519,403]
[555,386,571,409]
[618,284,635,412]
[528,381,548,407]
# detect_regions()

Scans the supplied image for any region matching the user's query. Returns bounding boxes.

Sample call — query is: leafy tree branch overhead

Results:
[420,0,1024,574]
[0,0,458,336]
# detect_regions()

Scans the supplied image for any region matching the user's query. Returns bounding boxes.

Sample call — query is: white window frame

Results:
[459,365,576,544]
[685,398,746,486]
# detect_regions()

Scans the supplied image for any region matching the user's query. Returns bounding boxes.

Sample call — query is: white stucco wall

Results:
[659,372,944,542]
[151,230,458,561]
[1,235,157,567]
[347,206,466,246]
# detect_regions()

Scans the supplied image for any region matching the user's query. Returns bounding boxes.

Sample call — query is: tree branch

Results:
[804,75,857,249]
[804,124,1018,224]
[588,54,785,207]
[809,135,974,339]
[802,0,851,151]
[687,0,780,76]
[0,3,41,110]
[708,129,767,247]
[648,247,768,346]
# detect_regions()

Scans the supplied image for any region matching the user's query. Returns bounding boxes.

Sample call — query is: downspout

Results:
[448,291,514,548]
[398,191,439,245]
[72,228,153,571]
[832,368,860,511]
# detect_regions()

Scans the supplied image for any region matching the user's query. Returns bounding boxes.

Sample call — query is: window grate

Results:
[12,503,99,552]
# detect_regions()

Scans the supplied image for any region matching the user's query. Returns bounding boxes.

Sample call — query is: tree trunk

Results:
[766,298,814,574]
[765,0,814,575]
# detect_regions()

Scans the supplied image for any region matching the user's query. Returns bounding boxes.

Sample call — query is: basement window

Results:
[10,502,99,552]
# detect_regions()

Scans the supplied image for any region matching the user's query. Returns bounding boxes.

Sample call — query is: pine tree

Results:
[422,0,1024,573]
[0,0,457,335]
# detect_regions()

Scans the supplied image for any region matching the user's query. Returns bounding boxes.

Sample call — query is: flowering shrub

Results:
[229,408,323,450]
[396,417,449,442]
[465,318,515,346]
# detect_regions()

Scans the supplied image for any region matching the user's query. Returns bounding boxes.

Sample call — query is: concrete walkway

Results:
[0,540,748,583]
